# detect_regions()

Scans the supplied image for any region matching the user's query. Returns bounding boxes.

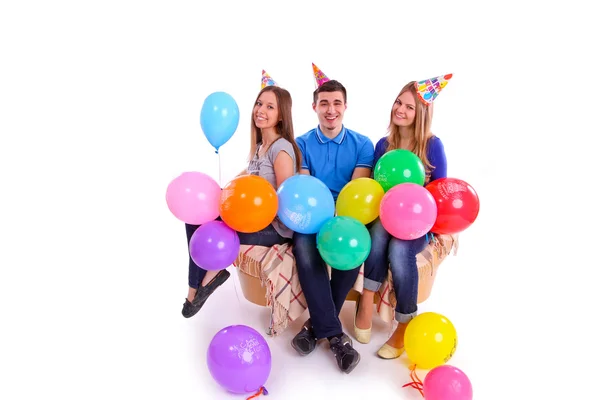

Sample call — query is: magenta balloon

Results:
[189,221,240,271]
[166,171,220,224]
[207,325,272,394]
[379,183,437,240]
[423,365,473,400]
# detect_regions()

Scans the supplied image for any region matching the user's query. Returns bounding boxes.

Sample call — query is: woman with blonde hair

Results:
[353,76,450,358]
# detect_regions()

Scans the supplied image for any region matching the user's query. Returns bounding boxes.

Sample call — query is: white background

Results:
[1,1,598,399]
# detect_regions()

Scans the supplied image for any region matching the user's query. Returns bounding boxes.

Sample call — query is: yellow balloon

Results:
[335,178,384,224]
[404,312,457,369]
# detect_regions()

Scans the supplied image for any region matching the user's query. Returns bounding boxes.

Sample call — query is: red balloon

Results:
[425,178,480,234]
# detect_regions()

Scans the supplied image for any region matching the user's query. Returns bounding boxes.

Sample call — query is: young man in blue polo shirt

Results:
[292,78,374,374]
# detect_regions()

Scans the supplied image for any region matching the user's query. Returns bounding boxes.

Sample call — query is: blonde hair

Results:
[386,81,435,181]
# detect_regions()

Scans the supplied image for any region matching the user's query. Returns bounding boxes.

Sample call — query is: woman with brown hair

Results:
[182,79,301,318]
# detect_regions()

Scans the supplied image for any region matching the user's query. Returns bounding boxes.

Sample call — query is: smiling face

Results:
[313,90,346,133]
[391,90,417,128]
[253,90,279,131]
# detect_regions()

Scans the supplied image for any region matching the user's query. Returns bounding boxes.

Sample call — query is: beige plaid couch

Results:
[233,234,458,336]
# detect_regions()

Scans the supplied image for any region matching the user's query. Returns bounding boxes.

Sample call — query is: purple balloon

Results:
[207,325,272,394]
[189,221,240,271]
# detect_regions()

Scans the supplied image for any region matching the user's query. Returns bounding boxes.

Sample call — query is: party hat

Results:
[312,63,330,87]
[414,74,453,105]
[261,69,278,89]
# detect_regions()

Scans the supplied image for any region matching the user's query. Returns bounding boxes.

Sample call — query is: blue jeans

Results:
[186,221,290,288]
[362,218,429,323]
[293,232,361,339]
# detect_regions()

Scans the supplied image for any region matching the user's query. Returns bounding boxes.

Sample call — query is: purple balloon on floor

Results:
[189,221,240,271]
[207,325,272,394]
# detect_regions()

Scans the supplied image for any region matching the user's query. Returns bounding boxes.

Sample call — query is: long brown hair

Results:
[248,86,302,172]
[386,81,435,181]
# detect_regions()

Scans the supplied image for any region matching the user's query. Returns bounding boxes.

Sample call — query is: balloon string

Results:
[231,267,243,311]
[402,364,424,397]
[246,386,268,399]
[216,151,244,316]
[217,151,222,188]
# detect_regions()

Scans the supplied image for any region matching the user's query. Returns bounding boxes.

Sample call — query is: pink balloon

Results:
[166,172,220,224]
[423,365,473,400]
[379,183,437,240]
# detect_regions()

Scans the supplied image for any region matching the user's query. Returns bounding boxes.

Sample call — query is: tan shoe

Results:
[353,295,371,344]
[376,343,405,359]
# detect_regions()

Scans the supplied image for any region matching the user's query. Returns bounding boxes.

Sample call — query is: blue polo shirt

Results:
[296,125,374,200]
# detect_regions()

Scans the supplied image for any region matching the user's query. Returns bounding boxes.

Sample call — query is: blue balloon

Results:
[276,175,335,234]
[200,92,240,152]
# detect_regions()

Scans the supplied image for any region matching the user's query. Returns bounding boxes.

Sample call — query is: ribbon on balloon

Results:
[246,386,269,399]
[403,364,425,397]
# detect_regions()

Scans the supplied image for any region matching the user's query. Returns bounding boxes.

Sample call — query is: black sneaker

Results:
[329,334,361,374]
[181,269,231,318]
[291,320,317,356]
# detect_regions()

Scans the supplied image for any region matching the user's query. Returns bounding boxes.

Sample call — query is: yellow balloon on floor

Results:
[404,312,457,369]
[335,178,384,225]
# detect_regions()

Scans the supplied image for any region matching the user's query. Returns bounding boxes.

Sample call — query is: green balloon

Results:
[316,216,371,271]
[373,149,425,191]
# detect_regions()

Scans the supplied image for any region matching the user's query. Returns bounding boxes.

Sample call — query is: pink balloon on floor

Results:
[166,171,220,224]
[379,183,437,240]
[423,365,473,400]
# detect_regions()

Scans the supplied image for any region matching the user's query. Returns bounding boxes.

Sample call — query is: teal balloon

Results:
[373,149,426,191]
[316,216,371,271]
[200,92,240,152]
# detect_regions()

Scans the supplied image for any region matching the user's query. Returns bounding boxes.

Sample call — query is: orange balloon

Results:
[219,175,278,233]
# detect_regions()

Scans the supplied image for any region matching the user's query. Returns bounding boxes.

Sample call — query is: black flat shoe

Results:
[181,269,231,318]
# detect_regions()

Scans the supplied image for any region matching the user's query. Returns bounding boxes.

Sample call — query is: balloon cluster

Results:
[338,148,482,240]
[335,151,477,399]
[276,175,370,271]
[359,153,476,399]
[166,173,373,272]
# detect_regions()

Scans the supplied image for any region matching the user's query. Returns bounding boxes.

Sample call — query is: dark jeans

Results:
[292,232,361,339]
[186,221,290,288]
[362,218,429,323]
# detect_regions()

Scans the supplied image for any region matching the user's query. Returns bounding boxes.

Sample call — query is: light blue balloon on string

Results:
[200,92,240,153]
